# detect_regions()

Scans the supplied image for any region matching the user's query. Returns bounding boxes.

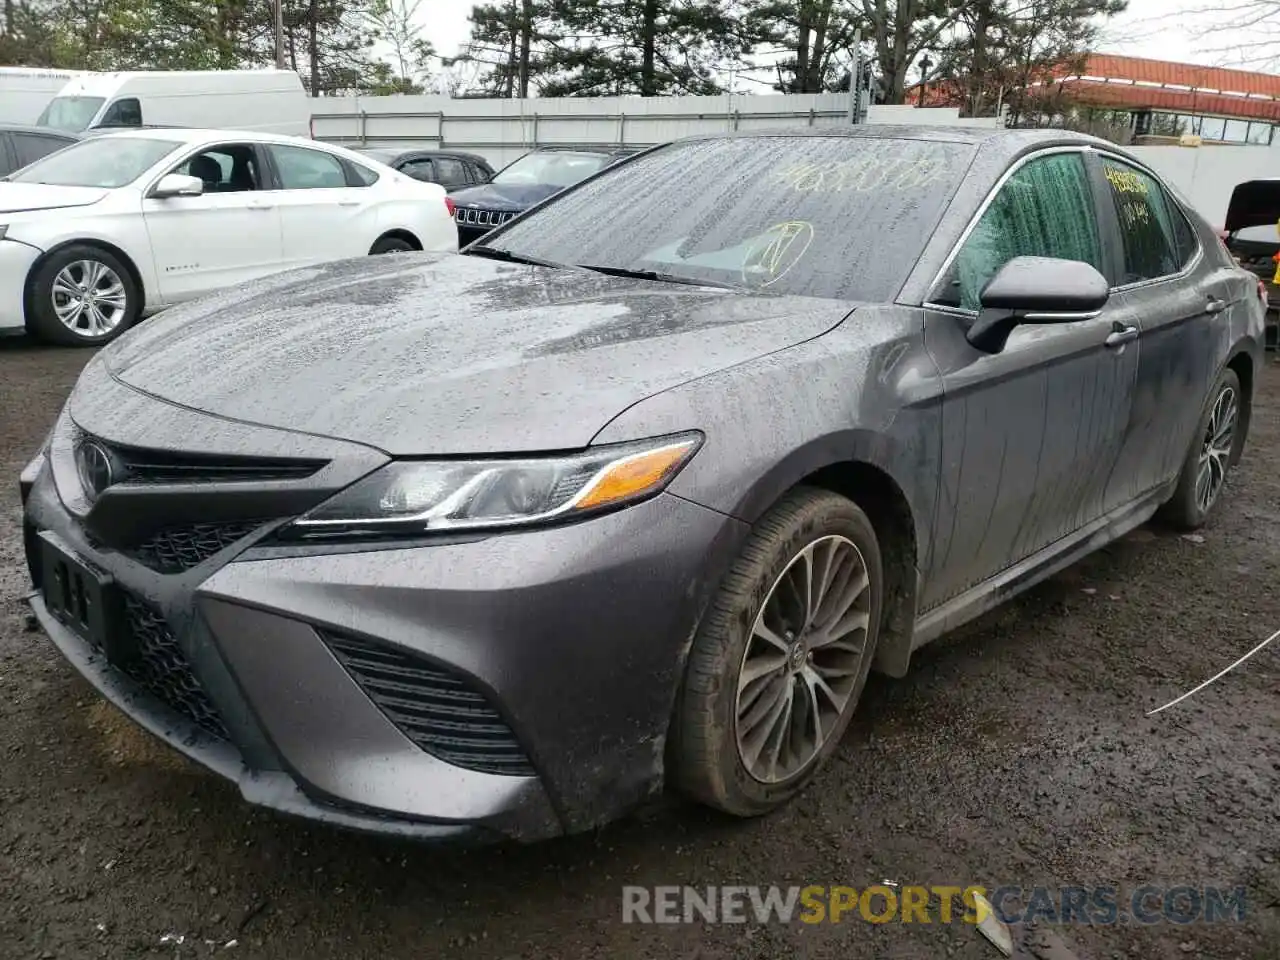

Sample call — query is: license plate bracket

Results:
[39,532,128,663]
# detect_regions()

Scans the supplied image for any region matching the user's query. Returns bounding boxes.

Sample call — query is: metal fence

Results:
[310,93,1004,168]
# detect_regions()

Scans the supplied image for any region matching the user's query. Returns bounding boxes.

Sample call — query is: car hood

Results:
[101,253,856,455]
[0,182,109,214]
[448,182,562,210]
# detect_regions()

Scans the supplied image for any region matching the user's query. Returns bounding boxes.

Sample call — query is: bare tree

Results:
[1178,0,1280,69]
[366,0,435,91]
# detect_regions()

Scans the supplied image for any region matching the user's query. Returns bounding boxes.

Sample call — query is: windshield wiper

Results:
[575,264,742,290]
[463,246,567,269]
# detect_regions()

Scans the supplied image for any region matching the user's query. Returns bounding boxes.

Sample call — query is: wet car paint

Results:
[100,254,858,454]
[21,126,1266,841]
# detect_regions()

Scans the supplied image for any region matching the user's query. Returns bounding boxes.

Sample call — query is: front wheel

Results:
[1160,366,1243,530]
[26,245,139,347]
[671,487,883,817]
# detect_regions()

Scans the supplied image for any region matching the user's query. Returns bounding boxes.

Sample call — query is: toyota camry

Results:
[21,126,1263,842]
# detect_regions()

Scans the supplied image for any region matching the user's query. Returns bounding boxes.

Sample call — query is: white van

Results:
[0,67,88,124]
[36,69,310,137]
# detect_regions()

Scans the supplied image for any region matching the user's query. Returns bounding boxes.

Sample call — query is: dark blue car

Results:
[451,145,637,246]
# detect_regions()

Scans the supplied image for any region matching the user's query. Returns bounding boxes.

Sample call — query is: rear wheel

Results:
[369,235,415,255]
[1160,366,1242,530]
[672,488,882,817]
[26,245,139,346]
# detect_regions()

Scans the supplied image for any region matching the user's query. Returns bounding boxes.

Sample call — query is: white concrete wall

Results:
[1130,144,1280,226]
[310,94,1002,169]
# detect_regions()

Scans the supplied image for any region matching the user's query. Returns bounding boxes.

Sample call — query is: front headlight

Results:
[280,432,702,540]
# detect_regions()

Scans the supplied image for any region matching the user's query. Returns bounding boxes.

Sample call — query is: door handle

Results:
[1105,323,1139,348]
[248,203,275,211]
[1205,296,1228,315]
[337,200,360,207]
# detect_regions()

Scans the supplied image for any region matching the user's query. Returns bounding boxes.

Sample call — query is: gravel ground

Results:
[2,336,1279,960]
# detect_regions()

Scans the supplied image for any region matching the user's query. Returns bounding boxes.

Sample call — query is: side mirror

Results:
[967,256,1110,353]
[150,173,203,199]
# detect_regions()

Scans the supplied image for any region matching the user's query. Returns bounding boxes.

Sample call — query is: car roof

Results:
[528,144,636,156]
[87,127,320,147]
[670,123,1104,148]
[0,123,82,139]
[362,147,493,164]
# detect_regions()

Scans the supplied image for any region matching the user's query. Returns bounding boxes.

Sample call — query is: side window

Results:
[1169,198,1200,268]
[346,160,379,186]
[401,158,437,182]
[935,153,1103,311]
[1099,158,1183,283]
[176,145,261,192]
[269,144,347,189]
[12,133,71,168]
[100,97,142,127]
[434,157,466,184]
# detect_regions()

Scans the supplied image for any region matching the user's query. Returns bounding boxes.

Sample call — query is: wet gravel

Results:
[1,335,1278,960]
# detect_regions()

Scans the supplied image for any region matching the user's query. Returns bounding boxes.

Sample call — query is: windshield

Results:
[493,151,613,188]
[479,136,972,302]
[37,95,106,132]
[10,136,181,188]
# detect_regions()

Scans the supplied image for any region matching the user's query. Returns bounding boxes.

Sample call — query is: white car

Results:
[0,128,459,346]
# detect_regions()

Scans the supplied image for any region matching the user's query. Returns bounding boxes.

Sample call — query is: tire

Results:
[672,487,883,817]
[26,244,140,347]
[1159,366,1243,530]
[369,235,415,255]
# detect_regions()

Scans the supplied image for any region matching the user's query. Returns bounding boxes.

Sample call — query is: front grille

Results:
[76,431,326,485]
[127,520,266,574]
[455,207,516,228]
[119,594,229,741]
[323,631,535,777]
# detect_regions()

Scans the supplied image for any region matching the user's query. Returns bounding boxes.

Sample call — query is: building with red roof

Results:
[911,53,1280,145]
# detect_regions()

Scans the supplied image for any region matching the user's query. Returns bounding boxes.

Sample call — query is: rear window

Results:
[482,135,972,302]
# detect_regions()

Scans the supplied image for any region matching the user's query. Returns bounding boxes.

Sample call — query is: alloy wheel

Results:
[1195,384,1238,515]
[734,534,873,784]
[51,260,128,338]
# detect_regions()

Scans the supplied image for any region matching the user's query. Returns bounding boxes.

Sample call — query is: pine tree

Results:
[539,0,752,97]
[745,0,864,93]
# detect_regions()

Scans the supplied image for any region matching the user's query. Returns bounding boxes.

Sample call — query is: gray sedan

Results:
[21,125,1264,842]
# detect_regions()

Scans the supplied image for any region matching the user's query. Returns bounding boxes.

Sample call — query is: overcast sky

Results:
[409,0,1273,85]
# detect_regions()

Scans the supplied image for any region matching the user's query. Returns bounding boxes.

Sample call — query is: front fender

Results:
[591,318,945,585]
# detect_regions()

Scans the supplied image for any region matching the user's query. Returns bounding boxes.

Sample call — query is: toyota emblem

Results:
[75,440,116,500]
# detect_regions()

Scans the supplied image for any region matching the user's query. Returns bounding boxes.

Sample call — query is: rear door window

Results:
[401,158,437,182]
[269,144,347,189]
[1099,157,1186,283]
[934,152,1103,311]
[346,160,379,186]
[434,157,466,185]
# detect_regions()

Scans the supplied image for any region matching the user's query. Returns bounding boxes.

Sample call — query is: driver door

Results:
[921,149,1141,609]
[141,142,284,305]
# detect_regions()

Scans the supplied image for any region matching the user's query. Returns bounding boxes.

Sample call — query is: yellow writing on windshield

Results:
[773,157,949,193]
[742,220,815,287]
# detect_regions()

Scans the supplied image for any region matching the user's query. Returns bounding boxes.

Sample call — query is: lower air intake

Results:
[321,631,535,777]
[128,520,266,574]
[121,594,229,741]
